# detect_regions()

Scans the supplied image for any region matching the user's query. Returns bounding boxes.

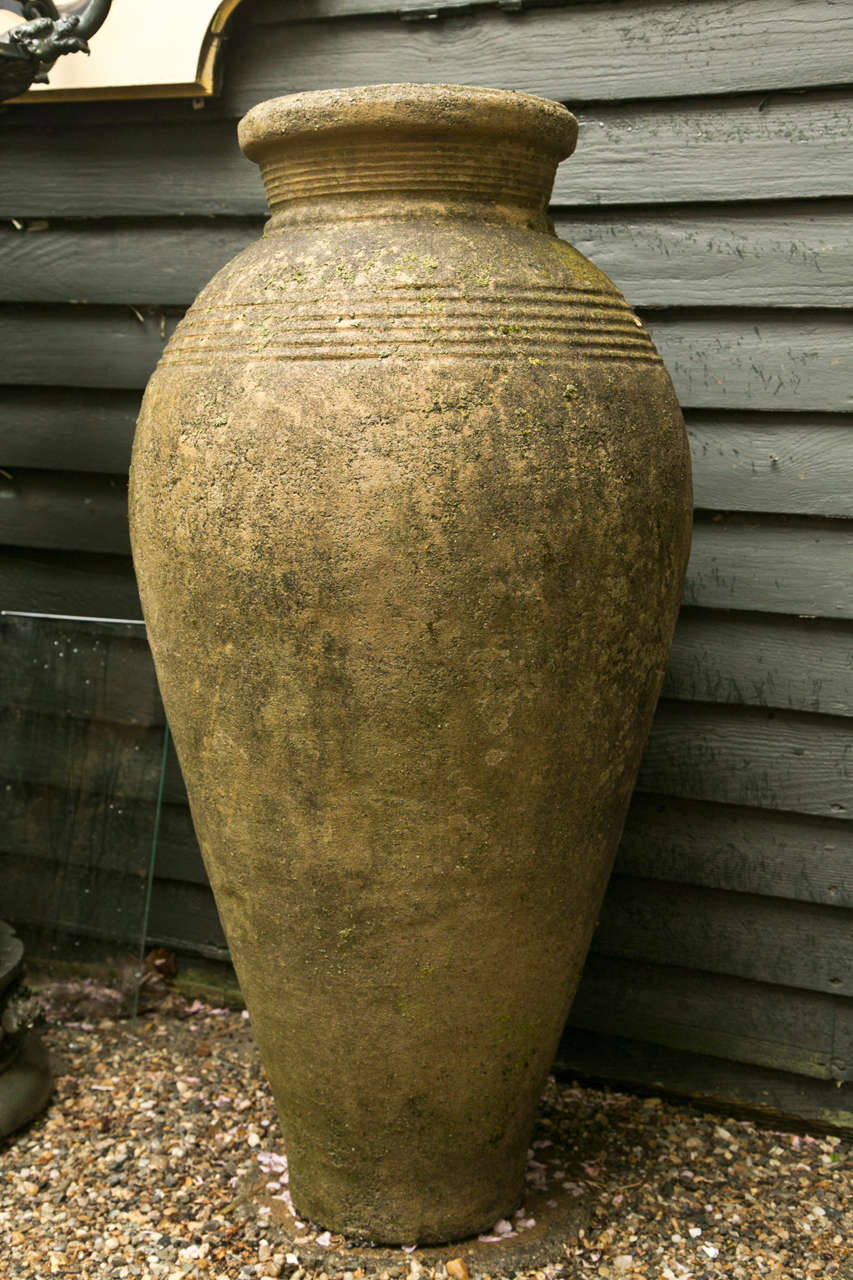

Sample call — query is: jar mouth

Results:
[238,83,578,164]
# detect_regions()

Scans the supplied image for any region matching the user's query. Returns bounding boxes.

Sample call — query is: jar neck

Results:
[257,131,560,231]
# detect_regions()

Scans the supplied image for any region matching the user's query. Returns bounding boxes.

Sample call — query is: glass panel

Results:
[0,611,167,975]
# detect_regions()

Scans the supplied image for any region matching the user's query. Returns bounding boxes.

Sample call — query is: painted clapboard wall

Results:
[1,0,851,1124]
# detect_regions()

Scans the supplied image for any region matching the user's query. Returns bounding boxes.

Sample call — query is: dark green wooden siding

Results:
[1,0,851,1125]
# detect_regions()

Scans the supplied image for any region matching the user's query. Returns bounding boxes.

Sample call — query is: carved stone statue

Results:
[0,0,112,101]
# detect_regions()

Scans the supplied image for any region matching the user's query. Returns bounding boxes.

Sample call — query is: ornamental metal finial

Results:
[0,0,112,102]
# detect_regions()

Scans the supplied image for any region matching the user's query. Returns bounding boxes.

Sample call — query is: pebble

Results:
[1,1006,850,1279]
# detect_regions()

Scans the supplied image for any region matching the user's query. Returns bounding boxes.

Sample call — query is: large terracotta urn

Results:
[129,84,692,1244]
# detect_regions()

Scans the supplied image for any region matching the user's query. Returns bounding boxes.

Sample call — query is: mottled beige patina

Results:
[129,84,692,1244]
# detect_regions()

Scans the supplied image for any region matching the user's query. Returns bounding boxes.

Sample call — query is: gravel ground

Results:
[1,1002,851,1280]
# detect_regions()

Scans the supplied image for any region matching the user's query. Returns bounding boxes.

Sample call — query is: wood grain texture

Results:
[556,206,853,310]
[0,119,262,219]
[0,547,140,618]
[0,469,131,556]
[2,306,849,414]
[562,95,853,207]
[571,953,842,1079]
[619,794,853,908]
[3,207,850,309]
[0,615,159,726]
[230,1,853,106]
[148,879,228,958]
[0,707,168,804]
[687,413,853,516]
[593,875,853,999]
[0,221,261,307]
[639,701,852,820]
[2,93,849,217]
[684,519,853,618]
[647,313,853,413]
[555,1029,853,1131]
[0,852,150,949]
[0,783,159,881]
[0,388,140,475]
[0,306,177,390]
[664,610,853,717]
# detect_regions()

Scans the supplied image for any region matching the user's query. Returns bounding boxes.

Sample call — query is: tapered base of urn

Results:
[288,1146,526,1245]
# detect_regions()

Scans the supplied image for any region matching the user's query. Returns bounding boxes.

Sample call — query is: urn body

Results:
[130,84,692,1244]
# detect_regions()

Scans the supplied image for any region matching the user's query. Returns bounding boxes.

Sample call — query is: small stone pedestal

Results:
[0,922,52,1139]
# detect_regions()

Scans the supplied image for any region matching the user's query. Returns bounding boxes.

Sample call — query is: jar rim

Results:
[238,83,578,163]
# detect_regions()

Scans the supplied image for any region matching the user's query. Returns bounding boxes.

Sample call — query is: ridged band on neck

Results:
[239,84,578,224]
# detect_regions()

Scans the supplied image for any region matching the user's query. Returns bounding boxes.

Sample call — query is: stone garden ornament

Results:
[0,0,112,101]
[130,84,693,1244]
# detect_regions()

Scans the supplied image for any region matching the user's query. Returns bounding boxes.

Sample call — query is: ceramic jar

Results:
[129,84,692,1244]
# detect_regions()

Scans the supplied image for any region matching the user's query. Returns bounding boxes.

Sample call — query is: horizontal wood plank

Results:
[557,206,853,310]
[0,853,150,948]
[639,701,853,819]
[664,611,853,717]
[571,954,842,1079]
[0,783,202,883]
[2,93,850,217]
[147,879,228,957]
[562,95,853,207]
[688,413,853,516]
[594,875,853,998]
[276,0,493,17]
[0,388,140,475]
[2,306,849,413]
[0,119,263,219]
[0,707,170,806]
[3,207,851,310]
[0,221,260,308]
[646,314,853,413]
[0,307,175,391]
[684,519,853,618]
[0,614,160,726]
[230,1,853,106]
[0,469,131,556]
[0,547,141,621]
[555,1028,853,1132]
[619,794,853,908]
[0,787,155,883]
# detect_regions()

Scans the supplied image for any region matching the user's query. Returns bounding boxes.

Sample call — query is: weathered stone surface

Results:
[0,922,53,1138]
[0,1030,53,1140]
[130,84,692,1244]
[0,919,24,997]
